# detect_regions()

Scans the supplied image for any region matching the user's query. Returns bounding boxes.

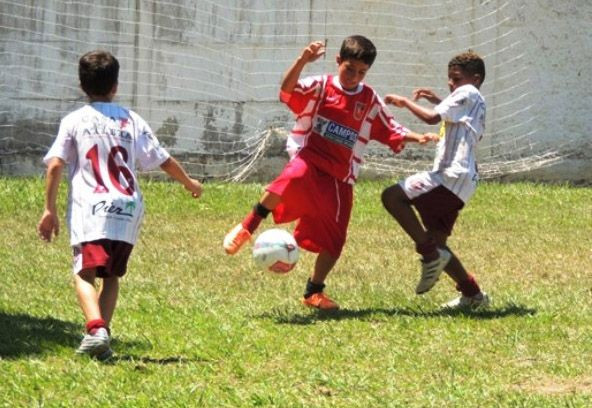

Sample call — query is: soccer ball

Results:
[252,228,299,273]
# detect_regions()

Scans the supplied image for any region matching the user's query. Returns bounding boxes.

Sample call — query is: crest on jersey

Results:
[354,102,366,120]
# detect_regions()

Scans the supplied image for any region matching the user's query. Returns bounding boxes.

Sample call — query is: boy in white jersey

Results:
[382,51,489,309]
[224,36,436,310]
[37,50,202,359]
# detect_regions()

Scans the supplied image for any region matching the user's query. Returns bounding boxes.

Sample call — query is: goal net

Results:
[0,0,580,181]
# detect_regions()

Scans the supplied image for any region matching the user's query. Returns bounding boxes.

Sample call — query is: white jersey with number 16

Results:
[44,102,170,246]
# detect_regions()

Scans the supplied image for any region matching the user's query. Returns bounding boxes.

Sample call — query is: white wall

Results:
[0,0,590,182]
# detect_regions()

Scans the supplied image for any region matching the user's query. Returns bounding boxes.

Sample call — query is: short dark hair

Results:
[339,35,377,66]
[448,51,486,85]
[78,50,119,97]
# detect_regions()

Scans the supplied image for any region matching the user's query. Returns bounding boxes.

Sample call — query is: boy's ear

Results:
[336,55,342,65]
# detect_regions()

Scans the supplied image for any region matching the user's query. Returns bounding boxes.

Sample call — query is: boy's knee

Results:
[76,268,97,283]
[381,184,405,209]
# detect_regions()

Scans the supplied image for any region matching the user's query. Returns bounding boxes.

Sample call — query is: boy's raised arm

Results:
[280,40,326,96]
[412,88,442,105]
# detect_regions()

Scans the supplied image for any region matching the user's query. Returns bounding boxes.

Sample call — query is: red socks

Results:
[242,212,263,234]
[242,203,271,233]
[86,318,107,335]
[456,274,481,297]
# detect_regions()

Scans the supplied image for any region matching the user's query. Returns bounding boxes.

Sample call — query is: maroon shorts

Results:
[73,239,134,278]
[266,156,353,258]
[411,186,464,236]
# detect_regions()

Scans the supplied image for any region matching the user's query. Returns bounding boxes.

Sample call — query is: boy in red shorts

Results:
[381,51,489,309]
[224,36,436,310]
[37,50,202,359]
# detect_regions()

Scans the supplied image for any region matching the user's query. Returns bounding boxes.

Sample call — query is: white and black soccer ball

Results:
[252,228,299,274]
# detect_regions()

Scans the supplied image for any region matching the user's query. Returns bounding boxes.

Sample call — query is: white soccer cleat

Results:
[76,327,112,360]
[442,292,490,310]
[416,248,451,295]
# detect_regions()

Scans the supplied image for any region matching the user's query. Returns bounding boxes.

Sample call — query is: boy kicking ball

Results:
[37,50,202,359]
[381,51,490,309]
[224,36,436,310]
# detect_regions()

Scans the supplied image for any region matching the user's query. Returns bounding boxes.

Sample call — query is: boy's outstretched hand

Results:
[412,88,442,104]
[37,210,59,242]
[421,132,440,144]
[301,41,326,64]
[384,94,408,108]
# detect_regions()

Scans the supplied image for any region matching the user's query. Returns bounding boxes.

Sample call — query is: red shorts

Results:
[73,239,134,278]
[266,156,353,258]
[411,186,464,236]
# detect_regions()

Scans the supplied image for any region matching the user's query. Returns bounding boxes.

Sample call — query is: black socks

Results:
[304,278,325,298]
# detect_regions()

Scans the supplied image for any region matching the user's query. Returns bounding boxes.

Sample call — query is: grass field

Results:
[1,177,591,407]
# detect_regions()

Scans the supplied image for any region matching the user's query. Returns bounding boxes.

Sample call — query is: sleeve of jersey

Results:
[136,120,171,171]
[370,100,410,154]
[434,87,472,123]
[43,116,75,165]
[278,76,322,115]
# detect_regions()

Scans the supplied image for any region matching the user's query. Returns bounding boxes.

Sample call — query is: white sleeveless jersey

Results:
[432,84,486,203]
[44,102,170,245]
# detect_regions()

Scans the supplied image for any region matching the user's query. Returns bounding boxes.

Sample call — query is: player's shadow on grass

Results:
[260,302,537,325]
[0,311,81,358]
[0,311,151,359]
[107,354,209,366]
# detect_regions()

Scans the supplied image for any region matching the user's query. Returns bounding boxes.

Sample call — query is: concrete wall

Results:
[0,0,590,182]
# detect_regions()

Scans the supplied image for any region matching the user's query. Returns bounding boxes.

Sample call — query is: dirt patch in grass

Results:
[513,377,592,395]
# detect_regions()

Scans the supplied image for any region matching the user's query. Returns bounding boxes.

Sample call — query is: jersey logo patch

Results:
[354,102,366,120]
[314,116,358,149]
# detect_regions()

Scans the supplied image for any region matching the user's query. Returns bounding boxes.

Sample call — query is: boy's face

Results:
[447,65,482,92]
[336,57,370,91]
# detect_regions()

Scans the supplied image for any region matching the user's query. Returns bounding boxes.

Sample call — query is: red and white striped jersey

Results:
[280,75,409,184]
[44,102,170,246]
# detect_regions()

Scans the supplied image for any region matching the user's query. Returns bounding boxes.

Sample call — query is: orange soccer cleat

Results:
[301,292,340,310]
[223,223,252,255]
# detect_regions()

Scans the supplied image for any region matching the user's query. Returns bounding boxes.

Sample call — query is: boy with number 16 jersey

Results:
[38,50,202,359]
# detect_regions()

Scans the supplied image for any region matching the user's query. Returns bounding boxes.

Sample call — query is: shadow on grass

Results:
[0,311,151,359]
[107,354,210,366]
[258,302,537,325]
[0,311,81,358]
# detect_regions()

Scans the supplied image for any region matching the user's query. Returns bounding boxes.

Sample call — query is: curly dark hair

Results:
[78,50,119,97]
[339,35,377,66]
[448,51,486,85]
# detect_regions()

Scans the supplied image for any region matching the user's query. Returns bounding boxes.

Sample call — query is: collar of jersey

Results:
[331,76,364,96]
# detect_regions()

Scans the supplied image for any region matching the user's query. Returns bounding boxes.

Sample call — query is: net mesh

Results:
[0,0,580,180]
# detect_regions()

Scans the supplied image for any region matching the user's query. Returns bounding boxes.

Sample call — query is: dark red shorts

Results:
[411,186,464,236]
[266,156,353,258]
[73,239,134,278]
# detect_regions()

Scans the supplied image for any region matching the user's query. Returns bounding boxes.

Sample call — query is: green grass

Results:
[1,177,591,407]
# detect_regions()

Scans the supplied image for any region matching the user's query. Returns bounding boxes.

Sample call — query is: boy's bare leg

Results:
[99,276,119,326]
[75,269,102,322]
[311,250,338,285]
[381,185,437,260]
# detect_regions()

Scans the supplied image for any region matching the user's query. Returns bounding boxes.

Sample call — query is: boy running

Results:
[382,51,489,308]
[37,50,202,359]
[224,36,436,310]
